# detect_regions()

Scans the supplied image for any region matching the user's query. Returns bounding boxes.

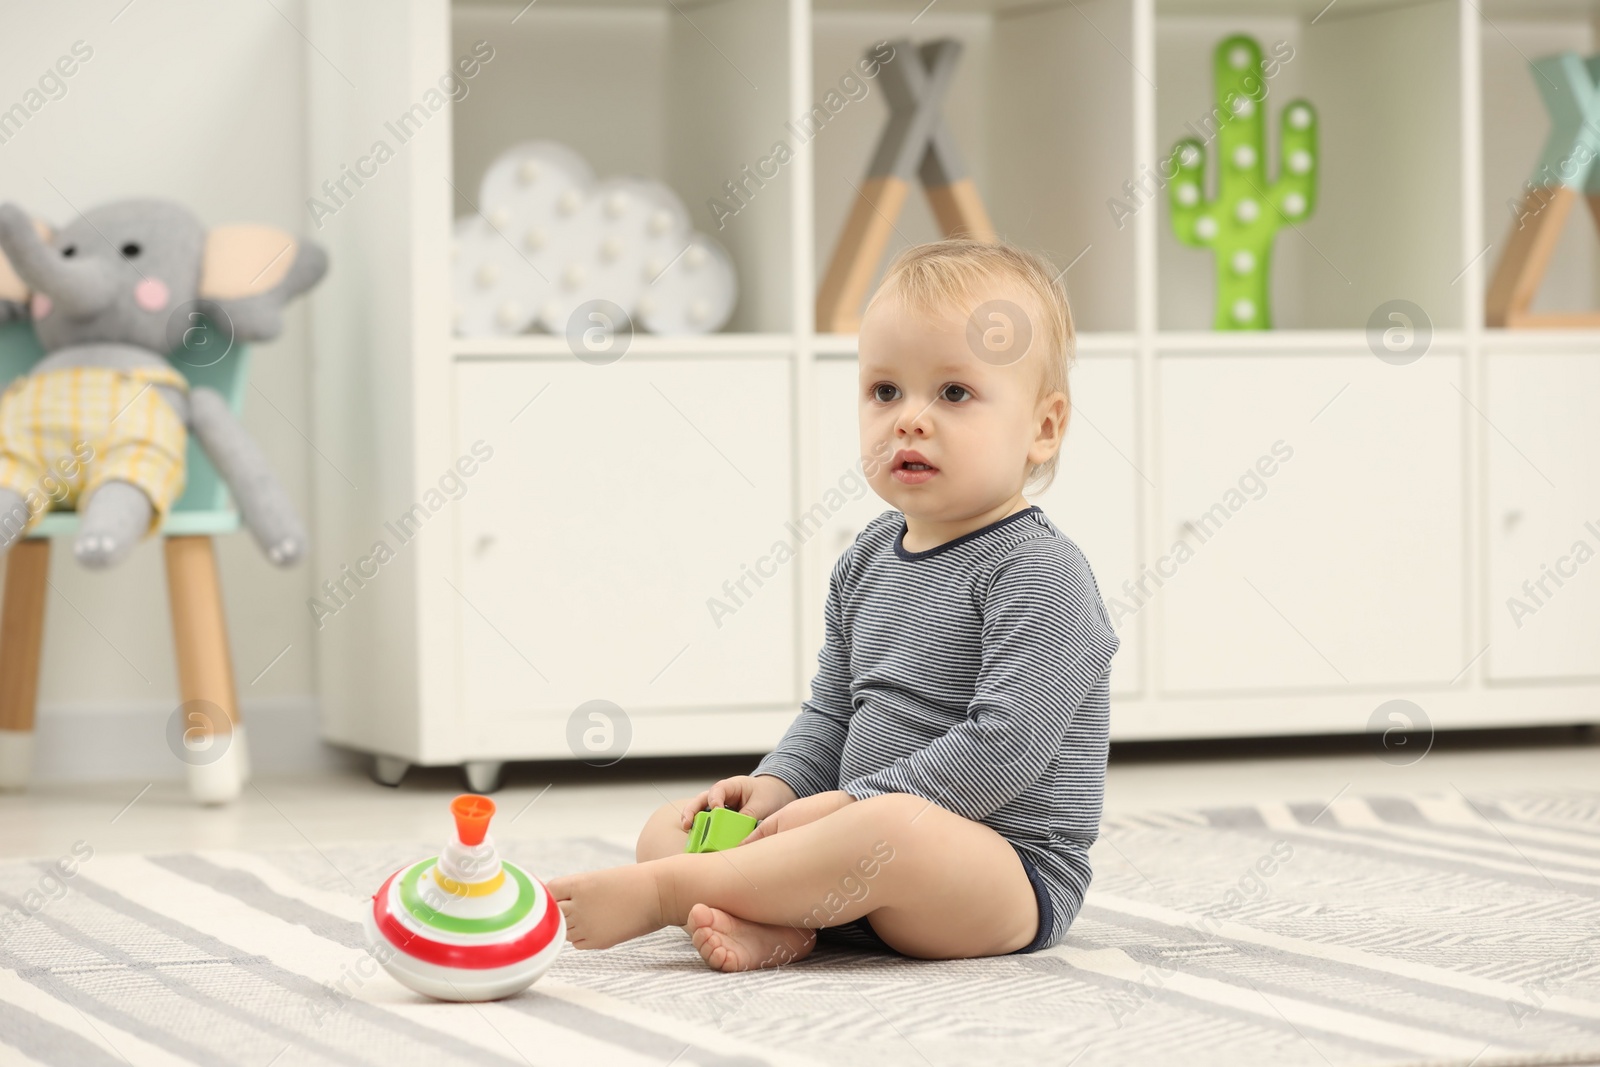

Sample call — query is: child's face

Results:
[857,284,1065,523]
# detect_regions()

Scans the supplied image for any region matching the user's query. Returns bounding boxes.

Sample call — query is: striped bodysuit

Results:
[752,505,1119,953]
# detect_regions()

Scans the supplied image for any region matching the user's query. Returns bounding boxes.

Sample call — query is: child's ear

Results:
[1033,390,1069,459]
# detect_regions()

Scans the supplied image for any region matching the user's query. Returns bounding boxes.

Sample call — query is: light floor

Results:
[0,725,1594,860]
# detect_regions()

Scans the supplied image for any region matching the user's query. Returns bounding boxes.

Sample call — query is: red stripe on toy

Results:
[372,867,561,969]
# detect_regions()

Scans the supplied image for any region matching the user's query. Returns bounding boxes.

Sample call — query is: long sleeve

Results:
[839,538,1118,821]
[750,544,858,798]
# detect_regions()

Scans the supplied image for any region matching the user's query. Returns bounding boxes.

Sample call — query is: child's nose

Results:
[896,408,931,436]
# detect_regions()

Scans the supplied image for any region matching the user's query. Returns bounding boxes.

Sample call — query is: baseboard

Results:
[21,697,363,783]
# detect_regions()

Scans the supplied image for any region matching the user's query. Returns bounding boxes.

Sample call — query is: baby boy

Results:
[549,239,1119,970]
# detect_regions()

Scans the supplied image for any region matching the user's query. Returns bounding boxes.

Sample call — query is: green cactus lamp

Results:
[1168,34,1318,330]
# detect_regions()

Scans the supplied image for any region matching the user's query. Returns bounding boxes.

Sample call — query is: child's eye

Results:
[871,383,899,402]
[941,383,971,403]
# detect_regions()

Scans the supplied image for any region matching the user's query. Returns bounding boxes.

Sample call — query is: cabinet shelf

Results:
[441,0,1600,349]
[812,331,1141,356]
[453,333,795,358]
[1481,329,1600,351]
[1155,328,1468,351]
[456,327,1517,358]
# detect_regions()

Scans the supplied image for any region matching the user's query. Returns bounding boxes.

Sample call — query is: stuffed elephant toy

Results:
[0,199,326,568]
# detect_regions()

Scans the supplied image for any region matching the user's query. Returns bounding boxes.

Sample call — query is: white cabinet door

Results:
[812,355,1142,694]
[1157,351,1465,693]
[454,358,797,721]
[1486,353,1600,681]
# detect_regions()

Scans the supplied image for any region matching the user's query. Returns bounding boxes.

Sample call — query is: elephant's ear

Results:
[0,217,51,322]
[200,225,301,299]
[200,224,328,342]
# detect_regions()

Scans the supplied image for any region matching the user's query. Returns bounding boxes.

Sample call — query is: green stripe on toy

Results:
[684,807,758,852]
[400,857,538,934]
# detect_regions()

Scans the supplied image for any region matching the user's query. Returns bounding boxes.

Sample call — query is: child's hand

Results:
[679,774,798,830]
[742,790,856,843]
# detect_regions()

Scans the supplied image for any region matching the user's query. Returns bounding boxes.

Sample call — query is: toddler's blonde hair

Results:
[865,238,1075,493]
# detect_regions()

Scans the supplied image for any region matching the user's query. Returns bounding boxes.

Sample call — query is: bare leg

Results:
[551,792,1038,963]
[635,796,694,863]
[635,794,818,970]
[636,797,695,932]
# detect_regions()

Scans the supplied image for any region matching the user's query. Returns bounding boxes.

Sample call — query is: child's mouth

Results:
[891,450,938,485]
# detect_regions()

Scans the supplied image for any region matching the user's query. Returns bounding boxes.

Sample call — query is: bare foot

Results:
[687,903,817,973]
[548,864,671,949]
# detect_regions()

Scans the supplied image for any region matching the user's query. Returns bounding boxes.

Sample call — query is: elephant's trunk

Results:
[0,203,121,317]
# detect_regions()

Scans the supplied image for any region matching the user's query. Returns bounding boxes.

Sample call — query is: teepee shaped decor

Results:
[815,37,997,334]
[1486,52,1600,329]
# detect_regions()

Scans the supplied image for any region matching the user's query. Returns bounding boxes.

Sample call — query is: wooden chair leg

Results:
[163,534,239,739]
[0,539,49,790]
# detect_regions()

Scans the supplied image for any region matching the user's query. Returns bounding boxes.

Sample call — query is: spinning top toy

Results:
[363,794,564,1001]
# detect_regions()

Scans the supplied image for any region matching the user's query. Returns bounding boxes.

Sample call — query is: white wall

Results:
[0,0,341,779]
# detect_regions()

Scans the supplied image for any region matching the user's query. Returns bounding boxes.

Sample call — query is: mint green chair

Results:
[0,318,249,789]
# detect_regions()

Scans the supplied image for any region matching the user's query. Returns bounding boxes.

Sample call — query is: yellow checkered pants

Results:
[0,363,189,537]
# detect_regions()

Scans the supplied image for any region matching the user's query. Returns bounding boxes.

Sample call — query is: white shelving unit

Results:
[306,0,1600,782]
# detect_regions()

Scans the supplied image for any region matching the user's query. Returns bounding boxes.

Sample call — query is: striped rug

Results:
[1,787,1598,1066]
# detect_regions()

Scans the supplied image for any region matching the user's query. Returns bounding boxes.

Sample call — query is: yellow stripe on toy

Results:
[433,869,507,898]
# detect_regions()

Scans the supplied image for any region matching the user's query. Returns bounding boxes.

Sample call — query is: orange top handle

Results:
[451,794,496,846]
